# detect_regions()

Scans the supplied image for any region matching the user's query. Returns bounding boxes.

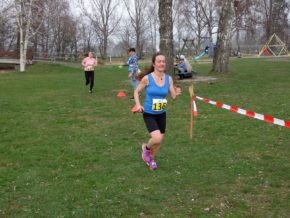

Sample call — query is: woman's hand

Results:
[175,86,182,96]
[135,104,144,113]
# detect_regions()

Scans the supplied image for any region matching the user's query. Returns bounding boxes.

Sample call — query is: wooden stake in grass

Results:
[189,85,196,139]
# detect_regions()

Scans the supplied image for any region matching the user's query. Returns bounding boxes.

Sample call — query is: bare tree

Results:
[239,1,258,47]
[231,0,290,51]
[13,0,46,72]
[31,0,75,59]
[78,20,96,55]
[0,0,17,51]
[53,14,76,57]
[212,0,233,73]
[123,0,149,58]
[260,0,290,40]
[38,0,51,57]
[115,18,135,63]
[184,0,207,53]
[159,0,174,76]
[173,0,217,56]
[147,1,159,55]
[197,0,216,42]
[35,1,87,60]
[172,0,188,55]
[79,0,121,60]
[118,18,134,50]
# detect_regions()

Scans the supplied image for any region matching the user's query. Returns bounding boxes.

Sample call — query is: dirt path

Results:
[178,75,217,83]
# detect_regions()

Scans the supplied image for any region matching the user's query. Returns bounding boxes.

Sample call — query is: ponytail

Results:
[137,66,154,81]
[137,52,165,81]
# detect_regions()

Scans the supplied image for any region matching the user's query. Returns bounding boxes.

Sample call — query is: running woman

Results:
[133,52,181,170]
[82,52,97,93]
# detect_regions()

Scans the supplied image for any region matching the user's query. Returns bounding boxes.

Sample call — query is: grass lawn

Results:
[0,58,290,217]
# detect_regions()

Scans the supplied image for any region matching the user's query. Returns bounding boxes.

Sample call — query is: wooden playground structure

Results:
[258,33,290,57]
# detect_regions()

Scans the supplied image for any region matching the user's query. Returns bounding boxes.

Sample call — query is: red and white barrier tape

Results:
[192,98,198,117]
[195,96,290,129]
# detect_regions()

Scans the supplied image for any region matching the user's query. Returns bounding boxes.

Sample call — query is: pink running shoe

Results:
[142,143,152,164]
[149,160,158,170]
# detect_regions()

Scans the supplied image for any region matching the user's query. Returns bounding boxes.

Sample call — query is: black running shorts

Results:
[143,112,166,134]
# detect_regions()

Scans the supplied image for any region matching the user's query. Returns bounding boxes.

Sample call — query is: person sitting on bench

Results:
[176,56,187,73]
[176,55,192,73]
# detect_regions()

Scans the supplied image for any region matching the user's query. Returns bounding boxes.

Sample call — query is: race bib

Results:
[87,65,93,71]
[152,99,167,111]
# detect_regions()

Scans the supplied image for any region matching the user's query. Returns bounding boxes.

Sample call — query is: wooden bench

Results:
[174,68,197,80]
[0,59,21,64]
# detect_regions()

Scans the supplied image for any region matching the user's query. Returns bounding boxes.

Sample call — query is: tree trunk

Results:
[136,33,141,58]
[104,36,108,59]
[266,0,273,40]
[158,0,174,77]
[235,7,240,50]
[20,24,29,72]
[19,30,26,72]
[212,0,233,73]
[19,6,30,72]
[15,0,45,69]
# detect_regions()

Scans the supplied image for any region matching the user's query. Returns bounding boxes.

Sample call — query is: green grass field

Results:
[1,58,290,217]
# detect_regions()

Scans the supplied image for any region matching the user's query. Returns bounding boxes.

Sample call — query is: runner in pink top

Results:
[82,52,97,93]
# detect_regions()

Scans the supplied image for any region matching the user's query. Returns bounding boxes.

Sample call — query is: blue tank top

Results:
[144,73,170,114]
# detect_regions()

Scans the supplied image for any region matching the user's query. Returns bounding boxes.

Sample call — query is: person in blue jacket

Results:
[175,55,192,74]
[127,48,139,99]
[133,52,181,170]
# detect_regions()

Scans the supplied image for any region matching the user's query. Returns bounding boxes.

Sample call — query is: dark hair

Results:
[137,52,165,81]
[128,48,136,52]
[84,51,93,57]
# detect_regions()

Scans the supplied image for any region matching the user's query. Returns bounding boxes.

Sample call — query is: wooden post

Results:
[189,85,195,139]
